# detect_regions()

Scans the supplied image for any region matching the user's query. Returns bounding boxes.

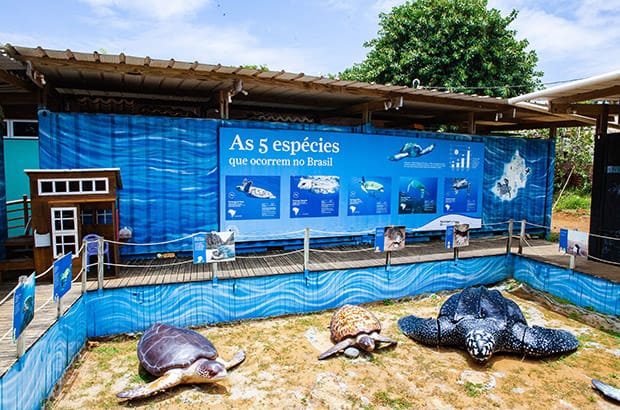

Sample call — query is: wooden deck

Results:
[0,235,617,378]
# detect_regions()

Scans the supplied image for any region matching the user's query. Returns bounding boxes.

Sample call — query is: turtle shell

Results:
[137,323,218,376]
[438,286,527,326]
[329,304,381,342]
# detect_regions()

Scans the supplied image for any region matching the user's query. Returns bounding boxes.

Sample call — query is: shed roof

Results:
[508,70,620,120]
[0,44,595,133]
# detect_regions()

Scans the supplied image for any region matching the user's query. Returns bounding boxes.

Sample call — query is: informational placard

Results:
[445,223,470,249]
[374,226,406,252]
[193,233,207,264]
[53,252,73,300]
[559,228,588,257]
[206,231,236,262]
[13,273,35,341]
[220,128,484,239]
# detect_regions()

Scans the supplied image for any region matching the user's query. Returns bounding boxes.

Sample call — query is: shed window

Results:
[38,177,109,196]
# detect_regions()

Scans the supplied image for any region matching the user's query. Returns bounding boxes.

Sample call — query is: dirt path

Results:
[48,284,619,409]
[551,210,590,233]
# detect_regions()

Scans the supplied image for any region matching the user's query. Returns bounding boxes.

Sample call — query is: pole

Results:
[81,240,88,293]
[506,219,514,254]
[304,227,310,274]
[518,219,526,255]
[97,237,104,290]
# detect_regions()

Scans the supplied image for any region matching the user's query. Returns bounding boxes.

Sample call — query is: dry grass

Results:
[47,284,619,409]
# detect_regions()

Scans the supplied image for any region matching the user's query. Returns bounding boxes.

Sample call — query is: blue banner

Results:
[13,273,35,341]
[193,233,207,264]
[53,253,73,300]
[220,128,484,239]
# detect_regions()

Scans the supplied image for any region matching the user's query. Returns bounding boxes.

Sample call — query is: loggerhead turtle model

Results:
[398,286,579,363]
[117,323,246,400]
[318,304,397,360]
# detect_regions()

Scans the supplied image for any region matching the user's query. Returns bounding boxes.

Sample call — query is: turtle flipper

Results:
[219,350,246,370]
[398,316,439,346]
[592,379,620,402]
[518,325,579,358]
[318,339,353,360]
[117,369,184,400]
[371,332,398,347]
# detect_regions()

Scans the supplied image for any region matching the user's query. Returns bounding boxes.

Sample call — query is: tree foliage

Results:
[554,127,594,194]
[339,0,542,98]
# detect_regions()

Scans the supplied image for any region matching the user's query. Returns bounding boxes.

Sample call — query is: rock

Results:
[344,347,360,358]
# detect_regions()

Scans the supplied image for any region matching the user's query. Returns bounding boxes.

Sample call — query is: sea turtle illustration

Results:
[592,379,620,403]
[297,176,339,194]
[360,177,384,195]
[398,286,578,363]
[452,178,471,195]
[496,178,512,198]
[235,178,276,199]
[388,142,435,161]
[117,323,246,400]
[406,179,426,198]
[318,304,397,360]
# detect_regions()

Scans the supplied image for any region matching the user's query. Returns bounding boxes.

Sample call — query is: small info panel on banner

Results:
[219,128,484,239]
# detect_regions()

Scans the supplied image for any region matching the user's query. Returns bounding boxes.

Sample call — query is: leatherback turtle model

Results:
[398,286,579,363]
[318,304,397,360]
[117,323,246,400]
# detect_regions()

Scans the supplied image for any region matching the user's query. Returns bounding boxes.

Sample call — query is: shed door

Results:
[50,207,79,258]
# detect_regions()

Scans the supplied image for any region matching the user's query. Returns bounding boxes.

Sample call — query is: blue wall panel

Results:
[0,297,86,410]
[37,111,554,257]
[86,256,511,336]
[514,256,620,315]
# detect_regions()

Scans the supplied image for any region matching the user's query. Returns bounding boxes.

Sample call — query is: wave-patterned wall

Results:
[37,111,554,256]
[86,256,511,336]
[514,256,620,316]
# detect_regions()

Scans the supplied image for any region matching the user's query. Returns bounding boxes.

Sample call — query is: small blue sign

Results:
[193,233,207,264]
[558,228,568,253]
[374,227,385,252]
[53,253,73,300]
[13,273,35,342]
[445,225,455,249]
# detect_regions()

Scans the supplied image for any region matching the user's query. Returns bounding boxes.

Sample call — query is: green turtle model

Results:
[117,323,246,400]
[318,304,397,360]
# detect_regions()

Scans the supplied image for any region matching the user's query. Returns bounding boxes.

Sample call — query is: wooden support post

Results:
[506,219,514,254]
[468,112,476,134]
[97,237,104,290]
[21,194,29,232]
[81,240,88,293]
[212,262,218,285]
[304,227,310,274]
[518,219,526,255]
[219,90,229,119]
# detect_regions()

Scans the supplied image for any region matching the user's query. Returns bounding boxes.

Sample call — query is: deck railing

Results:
[5,194,31,237]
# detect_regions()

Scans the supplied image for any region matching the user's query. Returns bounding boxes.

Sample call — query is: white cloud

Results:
[80,0,211,21]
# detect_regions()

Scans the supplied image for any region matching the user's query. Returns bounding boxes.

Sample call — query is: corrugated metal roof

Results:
[0,44,595,131]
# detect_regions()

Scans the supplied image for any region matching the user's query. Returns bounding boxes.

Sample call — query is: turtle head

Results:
[196,359,228,381]
[356,334,376,352]
[465,329,495,362]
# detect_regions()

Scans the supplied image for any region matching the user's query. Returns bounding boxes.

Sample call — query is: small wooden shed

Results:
[25,168,123,279]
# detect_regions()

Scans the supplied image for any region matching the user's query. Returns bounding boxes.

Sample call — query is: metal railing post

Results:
[97,237,104,290]
[518,219,526,255]
[506,219,514,254]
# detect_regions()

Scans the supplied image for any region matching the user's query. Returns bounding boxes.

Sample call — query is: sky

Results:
[2,0,619,87]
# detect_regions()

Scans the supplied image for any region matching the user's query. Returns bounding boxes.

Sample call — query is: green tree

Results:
[339,0,542,98]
